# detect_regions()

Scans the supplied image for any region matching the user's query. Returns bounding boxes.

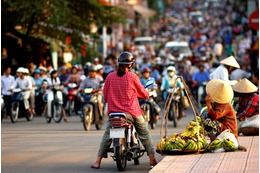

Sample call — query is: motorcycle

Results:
[167,88,181,128]
[65,83,78,116]
[10,88,34,123]
[34,86,44,116]
[107,79,154,171]
[45,86,63,123]
[80,88,102,131]
[139,89,158,129]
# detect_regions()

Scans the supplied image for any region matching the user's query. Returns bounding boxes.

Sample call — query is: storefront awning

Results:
[133,5,156,18]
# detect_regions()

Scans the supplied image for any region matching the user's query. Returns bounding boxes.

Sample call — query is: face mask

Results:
[168,72,175,77]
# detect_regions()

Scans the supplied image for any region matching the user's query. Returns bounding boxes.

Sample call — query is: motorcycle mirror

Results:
[145,79,154,88]
[84,88,93,94]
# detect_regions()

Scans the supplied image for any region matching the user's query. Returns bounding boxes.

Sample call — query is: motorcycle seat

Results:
[109,112,134,124]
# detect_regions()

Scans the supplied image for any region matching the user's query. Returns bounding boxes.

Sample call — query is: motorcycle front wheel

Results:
[52,103,63,123]
[26,112,33,121]
[10,103,19,123]
[83,104,92,131]
[115,139,127,171]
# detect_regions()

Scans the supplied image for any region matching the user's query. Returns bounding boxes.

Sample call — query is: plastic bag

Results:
[241,115,259,128]
[216,129,238,148]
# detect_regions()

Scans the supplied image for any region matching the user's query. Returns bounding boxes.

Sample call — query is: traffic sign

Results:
[249,10,259,30]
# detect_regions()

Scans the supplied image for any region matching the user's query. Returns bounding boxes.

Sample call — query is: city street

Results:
[2,104,194,173]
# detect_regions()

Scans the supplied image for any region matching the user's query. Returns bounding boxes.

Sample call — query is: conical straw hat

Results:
[206,79,234,104]
[233,78,258,93]
[220,56,240,68]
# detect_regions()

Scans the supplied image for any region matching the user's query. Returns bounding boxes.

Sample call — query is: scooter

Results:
[107,79,154,171]
[45,86,63,123]
[10,88,34,123]
[139,89,158,129]
[167,88,181,128]
[65,83,78,116]
[80,88,103,131]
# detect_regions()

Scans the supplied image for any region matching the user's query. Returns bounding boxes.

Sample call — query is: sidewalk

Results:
[150,136,259,173]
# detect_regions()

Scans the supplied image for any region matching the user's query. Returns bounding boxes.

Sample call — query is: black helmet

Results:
[118,52,135,65]
[88,65,98,72]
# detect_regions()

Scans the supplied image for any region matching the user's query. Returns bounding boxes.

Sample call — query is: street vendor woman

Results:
[204,79,237,141]
[232,78,259,135]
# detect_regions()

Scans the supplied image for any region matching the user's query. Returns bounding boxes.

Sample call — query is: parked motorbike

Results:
[34,86,44,116]
[167,88,181,128]
[139,89,158,129]
[65,83,78,116]
[45,86,63,123]
[80,88,102,131]
[10,88,33,123]
[107,79,154,171]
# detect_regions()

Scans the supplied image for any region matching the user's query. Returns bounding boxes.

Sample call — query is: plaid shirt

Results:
[208,103,238,139]
[104,71,149,118]
[237,93,259,120]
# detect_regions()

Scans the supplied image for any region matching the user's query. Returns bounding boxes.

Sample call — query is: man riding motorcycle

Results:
[140,67,160,120]
[8,67,32,114]
[78,65,104,118]
[91,52,157,169]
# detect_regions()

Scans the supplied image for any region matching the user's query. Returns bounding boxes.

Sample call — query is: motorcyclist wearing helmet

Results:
[42,69,68,122]
[140,67,161,120]
[34,69,43,88]
[8,67,32,114]
[79,65,104,117]
[64,65,81,85]
[91,52,157,169]
[160,66,185,117]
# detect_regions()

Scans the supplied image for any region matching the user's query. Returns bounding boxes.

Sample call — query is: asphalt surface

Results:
[2,103,194,173]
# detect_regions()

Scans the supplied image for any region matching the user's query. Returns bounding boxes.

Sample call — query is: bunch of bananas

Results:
[157,116,208,152]
[180,117,204,140]
[223,139,238,151]
[156,136,169,151]
[184,140,198,151]
[174,139,186,150]
[208,139,222,150]
[164,140,176,151]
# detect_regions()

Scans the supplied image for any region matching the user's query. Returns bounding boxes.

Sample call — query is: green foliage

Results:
[2,0,127,49]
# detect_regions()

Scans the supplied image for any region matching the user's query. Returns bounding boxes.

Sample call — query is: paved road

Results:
[2,104,194,173]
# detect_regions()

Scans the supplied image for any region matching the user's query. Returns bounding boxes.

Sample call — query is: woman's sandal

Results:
[91,165,100,169]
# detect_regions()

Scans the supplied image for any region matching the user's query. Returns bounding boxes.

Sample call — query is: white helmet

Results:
[23,68,29,74]
[49,68,57,75]
[167,66,176,72]
[96,64,103,70]
[16,67,24,73]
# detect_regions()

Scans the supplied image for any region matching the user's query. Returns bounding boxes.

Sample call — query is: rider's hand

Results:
[237,79,241,82]
[8,88,12,92]
[25,88,30,91]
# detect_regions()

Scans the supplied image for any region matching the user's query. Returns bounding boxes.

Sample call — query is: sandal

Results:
[64,118,69,122]
[91,165,100,169]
